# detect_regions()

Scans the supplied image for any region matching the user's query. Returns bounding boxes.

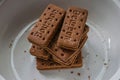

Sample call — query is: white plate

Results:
[11,19,110,80]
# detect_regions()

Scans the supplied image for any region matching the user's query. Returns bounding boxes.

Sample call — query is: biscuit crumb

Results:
[88,75,90,80]
[71,71,74,74]
[96,54,98,57]
[24,50,27,53]
[77,72,80,76]
[9,43,12,48]
[104,63,107,65]
[9,40,14,48]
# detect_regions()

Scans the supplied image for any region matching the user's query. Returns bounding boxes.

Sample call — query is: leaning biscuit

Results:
[51,36,88,65]
[57,7,88,50]
[28,4,65,47]
[45,26,89,65]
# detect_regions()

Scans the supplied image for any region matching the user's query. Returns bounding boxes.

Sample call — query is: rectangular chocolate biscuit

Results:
[52,26,89,62]
[28,4,65,47]
[45,26,89,65]
[57,7,88,50]
[30,44,50,60]
[51,36,88,65]
[36,53,82,70]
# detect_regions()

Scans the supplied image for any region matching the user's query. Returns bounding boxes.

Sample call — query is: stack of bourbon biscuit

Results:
[28,4,89,70]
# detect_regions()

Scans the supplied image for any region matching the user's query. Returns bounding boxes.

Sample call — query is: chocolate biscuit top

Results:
[57,7,88,50]
[28,4,65,47]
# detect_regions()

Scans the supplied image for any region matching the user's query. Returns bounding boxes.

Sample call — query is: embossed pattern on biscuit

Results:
[52,26,88,61]
[28,4,65,47]
[57,7,88,50]
[27,4,89,70]
[52,35,88,65]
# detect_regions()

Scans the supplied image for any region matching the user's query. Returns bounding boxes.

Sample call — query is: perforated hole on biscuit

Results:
[82,12,85,15]
[67,16,69,18]
[59,12,62,15]
[43,13,46,16]
[60,36,63,39]
[42,37,45,40]
[76,32,79,35]
[55,18,58,21]
[69,9,72,12]
[48,7,51,10]
[54,48,58,52]
[39,19,42,22]
[39,36,42,38]
[31,32,34,35]
[32,45,35,48]
[61,53,64,56]
[80,19,83,22]
[62,29,65,32]
[51,24,54,27]
[78,26,81,28]
[41,63,45,65]
[47,31,50,34]
[74,39,77,42]
[36,34,39,37]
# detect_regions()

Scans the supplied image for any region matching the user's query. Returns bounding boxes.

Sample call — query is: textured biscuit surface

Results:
[57,7,88,50]
[28,4,65,47]
[36,52,82,70]
[45,26,89,65]
[27,4,89,70]
[29,26,88,65]
[30,44,50,60]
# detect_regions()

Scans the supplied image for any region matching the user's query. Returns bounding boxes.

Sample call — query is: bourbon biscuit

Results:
[51,36,88,65]
[30,44,50,60]
[57,7,88,50]
[36,52,82,70]
[28,4,65,47]
[45,26,89,65]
